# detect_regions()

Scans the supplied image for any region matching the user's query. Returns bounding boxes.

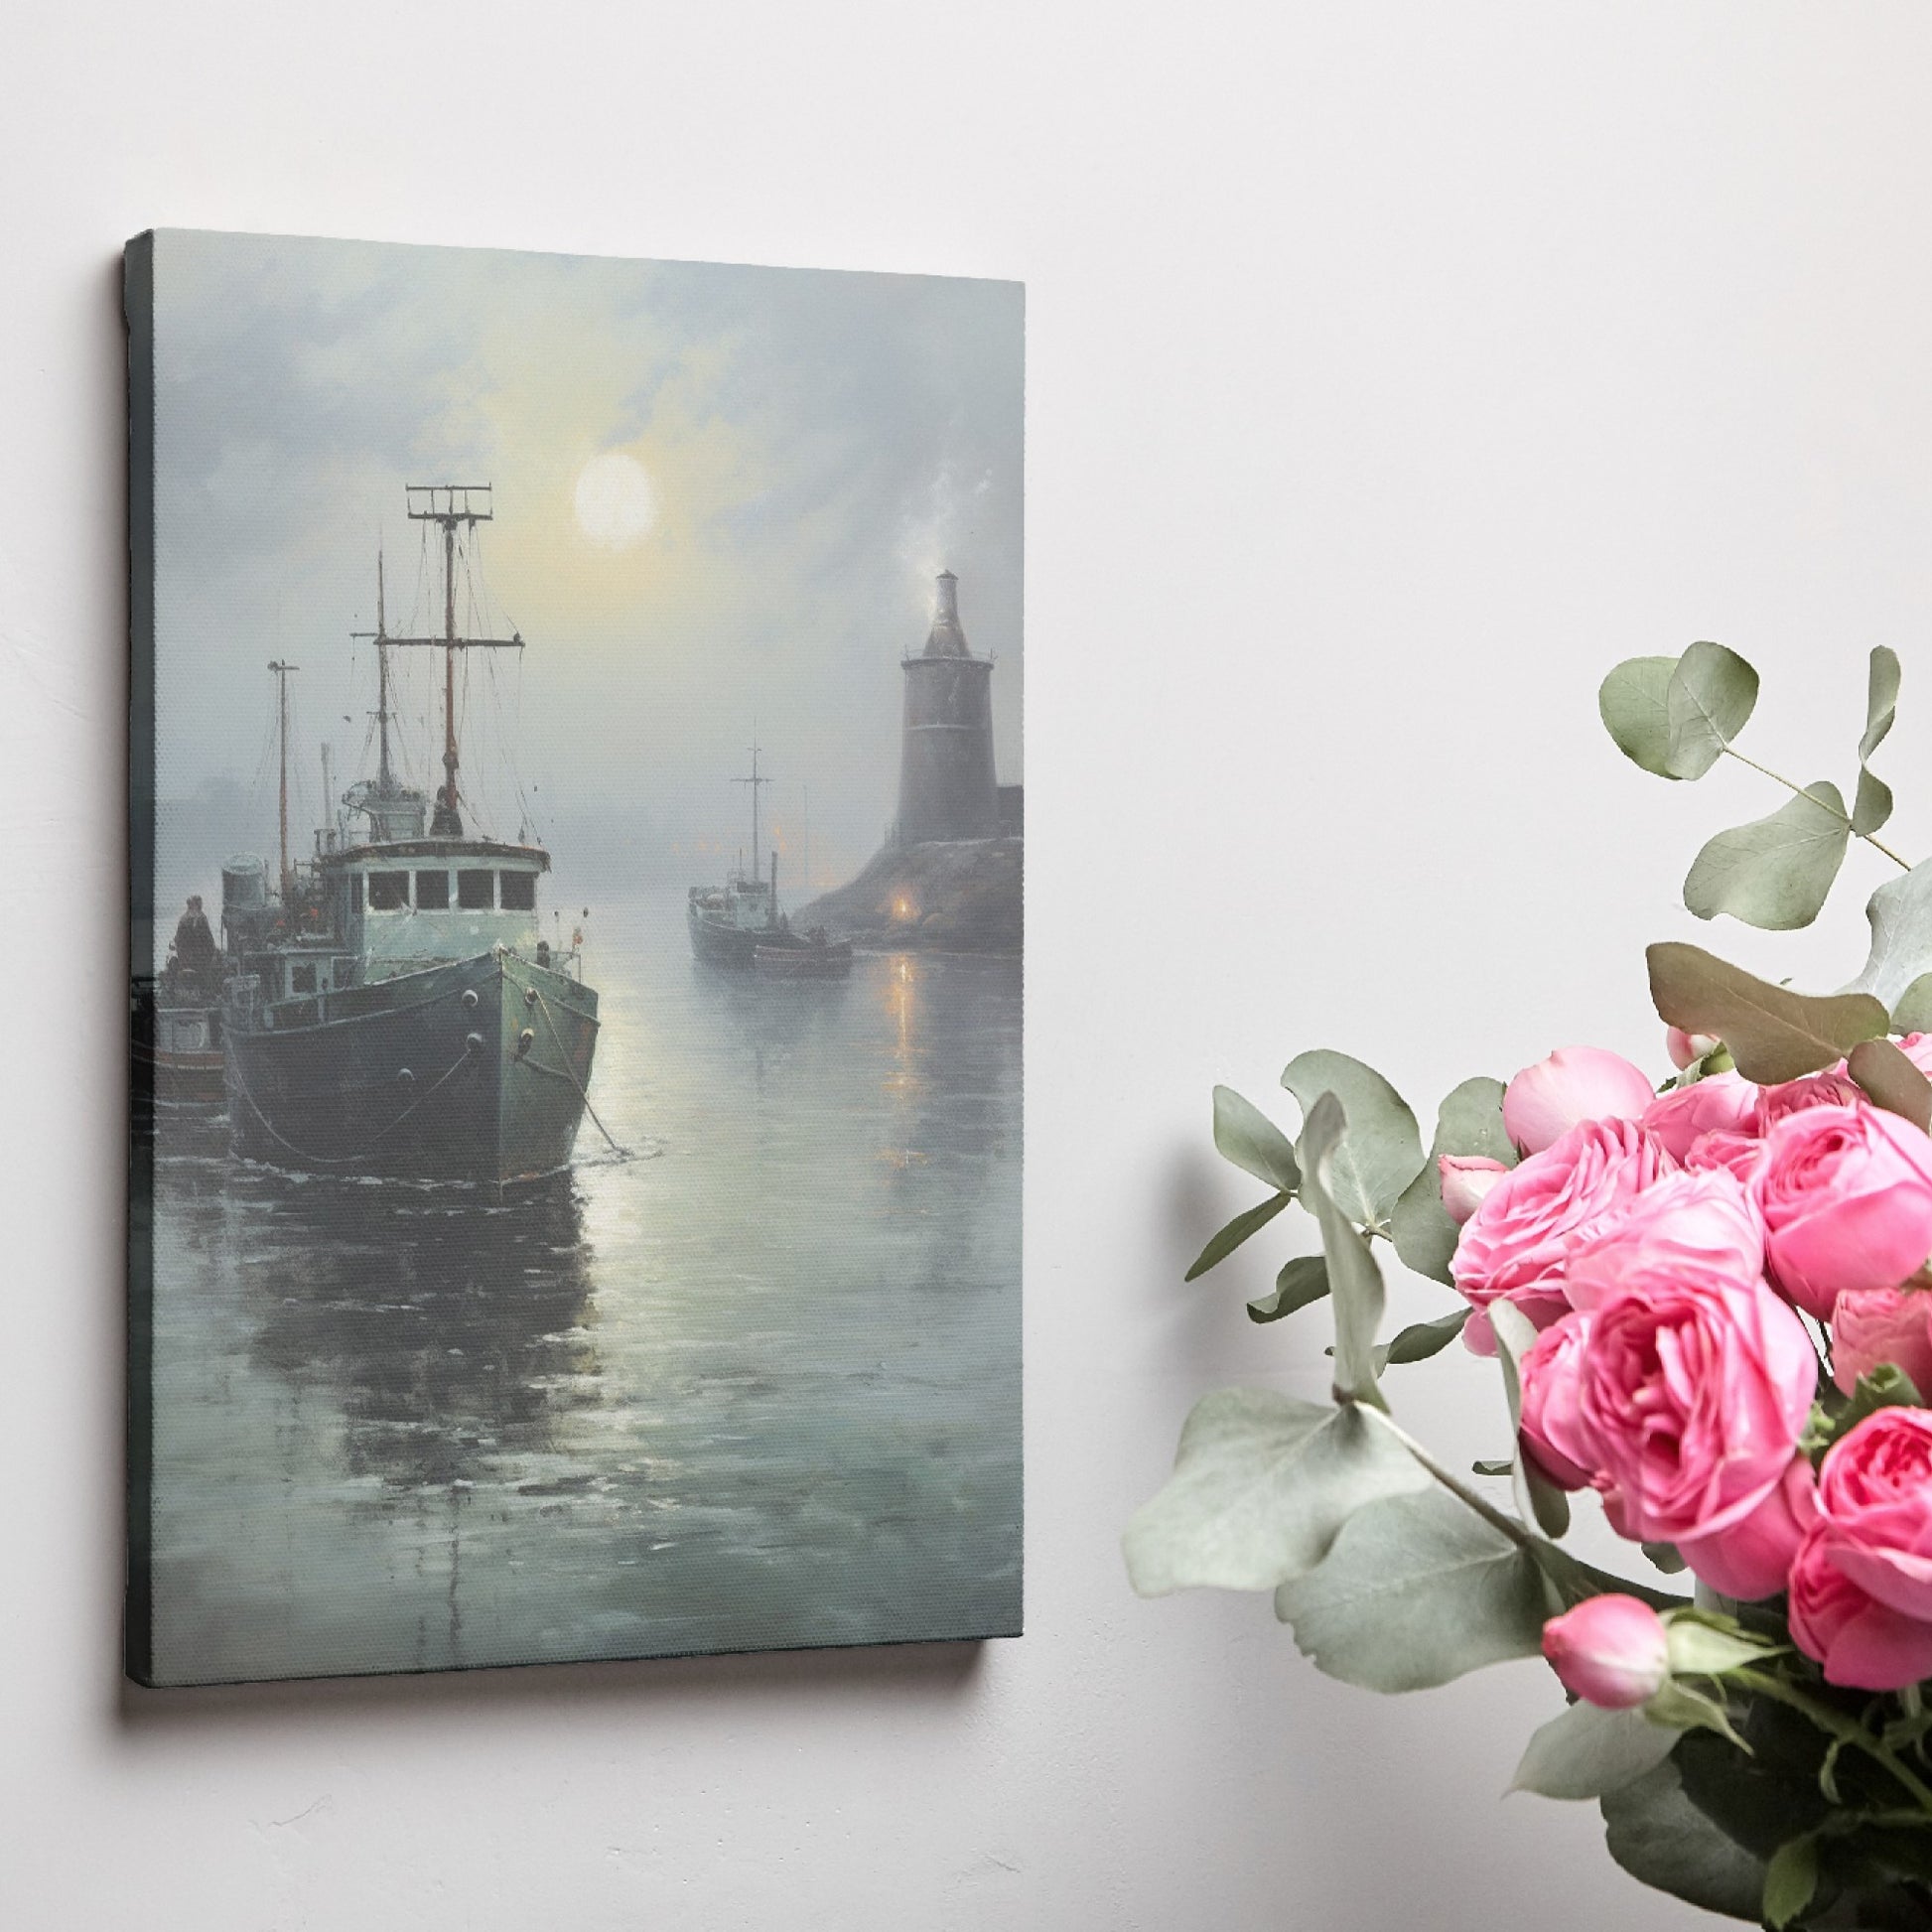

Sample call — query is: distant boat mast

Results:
[268,657,298,900]
[733,742,769,884]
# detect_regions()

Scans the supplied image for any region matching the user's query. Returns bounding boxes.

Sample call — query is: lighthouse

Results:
[896,571,1000,844]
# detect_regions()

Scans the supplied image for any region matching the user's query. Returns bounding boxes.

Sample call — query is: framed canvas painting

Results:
[126,229,1023,1685]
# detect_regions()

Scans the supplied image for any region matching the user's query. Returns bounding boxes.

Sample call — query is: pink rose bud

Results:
[1754,1104,1932,1318]
[1667,1028,1721,1070]
[1754,1069,1864,1134]
[1541,1594,1670,1709]
[1832,1286,1932,1397]
[1517,1311,1596,1490]
[1440,1154,1509,1225]
[1679,1453,1818,1600]
[1503,1046,1658,1156]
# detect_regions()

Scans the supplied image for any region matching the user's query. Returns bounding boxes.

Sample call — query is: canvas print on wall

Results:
[126,229,1023,1685]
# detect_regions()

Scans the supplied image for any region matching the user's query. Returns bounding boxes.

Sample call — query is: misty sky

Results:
[148,229,1023,908]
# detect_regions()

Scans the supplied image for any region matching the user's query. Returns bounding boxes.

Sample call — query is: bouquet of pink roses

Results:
[1129,643,1932,1928]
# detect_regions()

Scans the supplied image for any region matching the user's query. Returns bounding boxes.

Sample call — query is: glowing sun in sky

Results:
[573,451,657,549]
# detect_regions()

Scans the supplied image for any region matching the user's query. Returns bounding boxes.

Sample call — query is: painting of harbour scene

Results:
[127,230,1023,1685]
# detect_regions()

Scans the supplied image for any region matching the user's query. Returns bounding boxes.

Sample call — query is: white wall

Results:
[6,3,1930,1925]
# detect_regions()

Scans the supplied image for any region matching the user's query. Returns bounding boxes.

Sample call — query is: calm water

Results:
[145,893,1023,1683]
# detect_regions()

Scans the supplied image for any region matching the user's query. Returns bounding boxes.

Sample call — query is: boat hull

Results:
[224,952,600,1183]
[687,899,760,968]
[754,940,853,979]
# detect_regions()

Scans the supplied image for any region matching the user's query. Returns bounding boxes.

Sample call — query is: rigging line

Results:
[507,964,627,1159]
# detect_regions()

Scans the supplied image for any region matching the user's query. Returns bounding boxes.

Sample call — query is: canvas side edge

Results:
[124,230,158,1687]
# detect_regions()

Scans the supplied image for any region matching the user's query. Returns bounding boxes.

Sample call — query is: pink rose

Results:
[1518,1312,1595,1490]
[1577,1259,1817,1546]
[1503,1046,1658,1156]
[1813,1407,1932,1621]
[1754,1069,1863,1134]
[1667,1028,1721,1071]
[1754,1105,1932,1319]
[1563,1168,1764,1314]
[1788,1529,1932,1691]
[1541,1595,1670,1709]
[1638,1071,1760,1163]
[1832,1286,1932,1397]
[1684,1129,1765,1185]
[1450,1119,1674,1339]
[1678,1453,1817,1600]
[1439,1155,1509,1226]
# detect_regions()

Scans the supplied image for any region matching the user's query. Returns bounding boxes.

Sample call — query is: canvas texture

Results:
[126,229,1024,1685]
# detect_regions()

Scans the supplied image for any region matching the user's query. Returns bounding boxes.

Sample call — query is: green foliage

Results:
[1855,646,1901,837]
[1122,1389,1429,1597]
[1894,973,1932,1035]
[1280,1050,1424,1229]
[1847,1037,1932,1133]
[1246,1255,1328,1324]
[1490,1301,1573,1540]
[1804,1366,1926,1462]
[1682,783,1851,930]
[1211,1084,1301,1194]
[1598,655,1680,778]
[1646,941,1888,1083]
[1299,1093,1392,1407]
[1183,1191,1290,1282]
[1599,1760,1769,1922]
[1763,1836,1820,1929]
[1379,1308,1470,1367]
[1390,1075,1513,1286]
[1666,640,1761,780]
[1850,862,1932,1012]
[1274,1488,1552,1693]
[1513,1701,1680,1802]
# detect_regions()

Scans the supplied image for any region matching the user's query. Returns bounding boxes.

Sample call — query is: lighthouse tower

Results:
[896,570,1000,845]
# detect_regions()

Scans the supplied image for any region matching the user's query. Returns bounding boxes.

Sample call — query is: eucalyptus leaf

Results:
[1848,862,1932,1013]
[1489,1301,1571,1539]
[1665,641,1760,780]
[1598,655,1680,778]
[1380,1308,1470,1367]
[1853,645,1901,839]
[1300,1092,1390,1407]
[1390,1075,1513,1286]
[1247,1255,1328,1324]
[1512,1701,1679,1802]
[1183,1191,1290,1283]
[1211,1084,1301,1194]
[1647,941,1888,1083]
[1681,782,1851,931]
[1122,1389,1430,1596]
[1846,1036,1932,1133]
[1642,1541,1688,1576]
[1599,1760,1768,1922]
[1274,1488,1549,1693]
[1280,1050,1425,1228]
[1762,1837,1819,1931]
[1893,973,1932,1035]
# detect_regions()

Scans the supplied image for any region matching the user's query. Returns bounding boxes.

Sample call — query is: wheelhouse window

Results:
[415,869,450,909]
[457,870,494,909]
[290,963,317,995]
[499,871,537,911]
[367,872,409,910]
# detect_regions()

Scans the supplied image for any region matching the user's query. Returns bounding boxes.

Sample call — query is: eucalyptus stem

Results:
[1362,1405,1537,1552]
[1721,746,1914,872]
[1730,1667,1932,1815]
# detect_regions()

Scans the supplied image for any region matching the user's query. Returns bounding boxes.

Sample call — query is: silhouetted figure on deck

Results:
[166,895,218,997]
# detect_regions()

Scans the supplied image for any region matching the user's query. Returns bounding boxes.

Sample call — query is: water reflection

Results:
[244,1174,598,1490]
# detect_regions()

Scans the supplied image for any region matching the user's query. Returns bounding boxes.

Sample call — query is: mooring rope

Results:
[224,1036,477,1170]
[507,964,627,1159]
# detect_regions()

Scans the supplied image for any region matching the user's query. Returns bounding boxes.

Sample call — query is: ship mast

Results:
[733,742,769,885]
[268,658,298,901]
[390,484,523,838]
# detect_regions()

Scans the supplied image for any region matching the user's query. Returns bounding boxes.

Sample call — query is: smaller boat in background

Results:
[689,744,851,978]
